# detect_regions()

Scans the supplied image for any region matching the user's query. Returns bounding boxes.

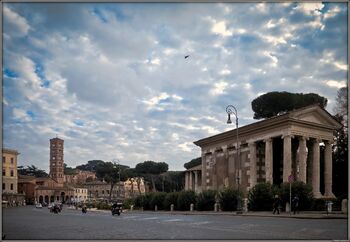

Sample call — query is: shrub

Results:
[248,183,274,211]
[280,181,314,210]
[143,192,155,210]
[219,187,242,211]
[163,192,179,210]
[150,192,167,210]
[177,190,197,211]
[311,198,339,211]
[196,190,217,211]
[133,195,143,209]
[122,198,134,209]
[96,202,111,210]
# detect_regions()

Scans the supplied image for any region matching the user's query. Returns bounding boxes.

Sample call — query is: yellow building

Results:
[2,148,25,206]
[2,148,19,194]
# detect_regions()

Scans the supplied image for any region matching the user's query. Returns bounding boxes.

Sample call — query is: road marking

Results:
[191,221,210,225]
[139,217,159,220]
[163,219,183,222]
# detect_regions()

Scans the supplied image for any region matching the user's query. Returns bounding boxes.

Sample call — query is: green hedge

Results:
[219,187,242,211]
[196,190,217,211]
[163,192,179,210]
[248,183,274,211]
[150,192,167,210]
[177,190,197,211]
[280,182,314,210]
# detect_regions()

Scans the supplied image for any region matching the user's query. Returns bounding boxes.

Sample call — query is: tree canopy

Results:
[64,163,77,175]
[135,161,169,191]
[184,157,201,170]
[332,87,348,197]
[76,160,105,172]
[251,91,328,119]
[18,165,49,178]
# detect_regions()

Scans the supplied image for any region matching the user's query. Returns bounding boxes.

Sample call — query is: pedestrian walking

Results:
[272,195,281,214]
[292,195,299,214]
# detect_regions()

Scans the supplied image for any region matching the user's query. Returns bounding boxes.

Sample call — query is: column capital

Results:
[312,137,322,143]
[281,134,294,139]
[299,136,309,141]
[324,140,334,145]
[264,137,273,143]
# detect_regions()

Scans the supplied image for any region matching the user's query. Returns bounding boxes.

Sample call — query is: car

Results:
[35,203,43,208]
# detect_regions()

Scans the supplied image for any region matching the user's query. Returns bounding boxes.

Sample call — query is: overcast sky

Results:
[3,2,347,172]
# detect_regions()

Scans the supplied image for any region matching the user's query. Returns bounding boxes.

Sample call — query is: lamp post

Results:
[112,158,121,201]
[226,105,242,213]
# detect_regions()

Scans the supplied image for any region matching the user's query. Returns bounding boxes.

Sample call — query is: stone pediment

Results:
[289,105,342,129]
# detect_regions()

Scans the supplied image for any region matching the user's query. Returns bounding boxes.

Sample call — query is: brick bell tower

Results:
[49,137,64,184]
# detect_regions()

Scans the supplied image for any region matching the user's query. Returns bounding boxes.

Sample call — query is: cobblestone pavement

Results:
[2,206,348,240]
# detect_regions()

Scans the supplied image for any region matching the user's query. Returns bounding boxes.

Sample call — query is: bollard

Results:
[190,203,194,211]
[341,199,348,214]
[170,204,174,212]
[214,203,218,212]
[130,205,134,211]
[326,201,333,214]
[243,198,248,213]
[285,202,290,213]
[155,205,158,212]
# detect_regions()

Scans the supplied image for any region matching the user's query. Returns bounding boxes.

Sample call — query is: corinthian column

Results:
[324,140,335,198]
[249,142,257,188]
[312,139,322,198]
[283,135,292,182]
[265,138,273,183]
[298,136,308,183]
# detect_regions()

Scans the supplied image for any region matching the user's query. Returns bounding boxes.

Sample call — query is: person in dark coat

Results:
[292,195,300,214]
[272,195,282,214]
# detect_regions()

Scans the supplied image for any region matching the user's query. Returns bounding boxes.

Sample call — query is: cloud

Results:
[3,3,347,171]
[3,6,30,37]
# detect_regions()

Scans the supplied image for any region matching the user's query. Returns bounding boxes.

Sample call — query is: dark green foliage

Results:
[280,182,314,210]
[64,163,77,175]
[122,198,134,209]
[17,165,49,178]
[135,161,169,191]
[196,190,217,211]
[332,87,348,198]
[76,160,105,172]
[163,192,179,210]
[150,192,167,210]
[96,202,111,210]
[251,92,328,119]
[184,157,202,169]
[155,171,185,192]
[248,183,275,211]
[142,192,155,210]
[311,198,338,211]
[177,190,197,211]
[133,195,143,209]
[218,187,242,211]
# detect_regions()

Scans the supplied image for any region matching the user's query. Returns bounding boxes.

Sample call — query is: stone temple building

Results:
[186,105,342,199]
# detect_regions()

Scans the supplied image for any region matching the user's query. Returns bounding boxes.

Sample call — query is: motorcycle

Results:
[111,205,122,216]
[82,207,87,214]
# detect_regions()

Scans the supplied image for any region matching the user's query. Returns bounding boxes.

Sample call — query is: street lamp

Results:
[226,105,242,213]
[112,158,121,200]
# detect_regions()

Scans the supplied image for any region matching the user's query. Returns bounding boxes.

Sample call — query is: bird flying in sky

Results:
[184,55,190,59]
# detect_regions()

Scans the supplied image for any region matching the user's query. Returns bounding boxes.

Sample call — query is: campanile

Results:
[49,137,64,184]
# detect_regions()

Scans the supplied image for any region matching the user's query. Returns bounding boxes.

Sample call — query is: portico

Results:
[190,105,341,198]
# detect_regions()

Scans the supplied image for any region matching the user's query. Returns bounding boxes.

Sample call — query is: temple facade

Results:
[187,105,341,198]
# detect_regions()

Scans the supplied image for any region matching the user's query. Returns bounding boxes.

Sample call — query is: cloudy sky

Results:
[3,2,347,172]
